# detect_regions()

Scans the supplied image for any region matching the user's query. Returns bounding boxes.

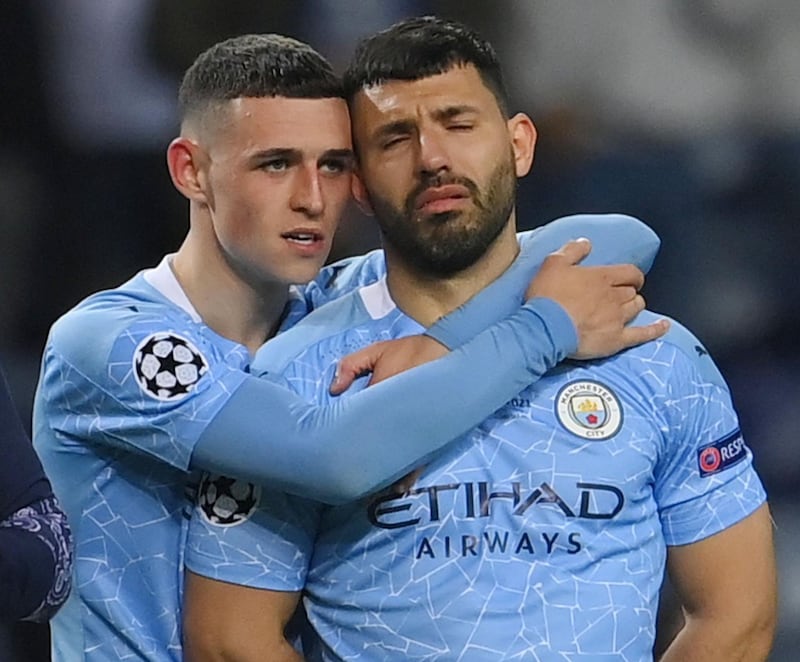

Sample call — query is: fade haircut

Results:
[343,16,509,117]
[178,33,343,126]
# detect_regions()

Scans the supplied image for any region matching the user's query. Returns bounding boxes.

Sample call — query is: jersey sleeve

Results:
[427,213,660,349]
[39,305,250,470]
[185,476,321,591]
[193,298,577,504]
[652,319,767,546]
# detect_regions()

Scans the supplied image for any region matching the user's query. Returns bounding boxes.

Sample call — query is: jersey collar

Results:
[143,254,202,323]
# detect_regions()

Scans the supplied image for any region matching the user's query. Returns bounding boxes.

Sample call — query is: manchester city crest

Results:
[556,380,622,440]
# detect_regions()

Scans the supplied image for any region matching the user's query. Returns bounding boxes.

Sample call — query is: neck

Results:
[171,219,289,355]
[385,221,520,327]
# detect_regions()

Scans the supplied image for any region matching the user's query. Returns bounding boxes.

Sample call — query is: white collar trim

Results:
[143,255,202,322]
[358,277,397,319]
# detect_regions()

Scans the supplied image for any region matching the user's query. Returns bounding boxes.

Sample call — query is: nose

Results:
[290,164,324,217]
[417,128,451,177]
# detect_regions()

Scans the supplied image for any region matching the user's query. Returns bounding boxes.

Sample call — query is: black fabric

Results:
[0,367,50,520]
[0,524,56,621]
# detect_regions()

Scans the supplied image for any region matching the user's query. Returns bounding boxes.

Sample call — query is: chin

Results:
[286,265,325,286]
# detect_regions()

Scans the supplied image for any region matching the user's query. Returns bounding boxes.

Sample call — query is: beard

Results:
[369,152,517,277]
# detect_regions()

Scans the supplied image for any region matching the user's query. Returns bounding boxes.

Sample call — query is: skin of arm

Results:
[183,573,303,662]
[658,503,777,662]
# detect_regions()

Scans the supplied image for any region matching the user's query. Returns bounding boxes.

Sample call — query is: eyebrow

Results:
[431,105,480,122]
[250,147,355,163]
[321,149,356,164]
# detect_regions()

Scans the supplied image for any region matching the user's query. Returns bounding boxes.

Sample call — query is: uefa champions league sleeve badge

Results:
[133,332,209,401]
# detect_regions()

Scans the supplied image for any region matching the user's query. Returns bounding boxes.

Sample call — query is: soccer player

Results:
[0,364,71,622]
[33,33,664,661]
[183,18,777,662]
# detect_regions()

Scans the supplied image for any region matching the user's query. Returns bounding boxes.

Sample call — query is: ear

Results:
[166,137,209,204]
[351,170,374,217]
[507,113,537,178]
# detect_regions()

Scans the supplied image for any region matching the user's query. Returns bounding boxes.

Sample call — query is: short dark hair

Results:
[178,33,342,123]
[343,16,509,116]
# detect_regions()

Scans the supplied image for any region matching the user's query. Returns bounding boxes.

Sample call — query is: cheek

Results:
[214,188,279,245]
[363,167,413,209]
[317,180,351,233]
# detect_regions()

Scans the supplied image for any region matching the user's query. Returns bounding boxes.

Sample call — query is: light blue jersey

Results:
[32,255,386,661]
[187,277,766,661]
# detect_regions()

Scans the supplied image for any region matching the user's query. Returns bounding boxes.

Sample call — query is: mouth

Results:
[281,230,323,246]
[414,185,471,214]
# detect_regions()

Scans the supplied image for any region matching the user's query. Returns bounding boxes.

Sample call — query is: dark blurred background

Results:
[1,1,797,659]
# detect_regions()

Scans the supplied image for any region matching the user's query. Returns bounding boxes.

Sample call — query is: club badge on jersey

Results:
[555,380,623,440]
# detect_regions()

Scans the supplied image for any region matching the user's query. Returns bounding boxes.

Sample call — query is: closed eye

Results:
[382,135,410,150]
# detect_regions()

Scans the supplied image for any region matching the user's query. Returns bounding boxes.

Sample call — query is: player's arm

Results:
[0,496,72,622]
[659,504,777,662]
[333,214,666,388]
[0,367,72,622]
[183,574,302,662]
[184,486,318,661]
[652,323,777,661]
[194,236,665,503]
[193,292,579,504]
[427,213,662,356]
[334,237,666,389]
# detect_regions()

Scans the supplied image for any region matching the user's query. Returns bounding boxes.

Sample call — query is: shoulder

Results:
[47,283,192,373]
[43,280,246,406]
[301,249,387,309]
[627,311,729,391]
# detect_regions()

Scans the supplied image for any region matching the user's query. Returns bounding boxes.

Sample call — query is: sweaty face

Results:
[352,65,518,276]
[200,96,354,286]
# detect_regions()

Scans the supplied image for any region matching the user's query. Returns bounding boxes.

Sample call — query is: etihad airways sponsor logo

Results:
[367,480,624,530]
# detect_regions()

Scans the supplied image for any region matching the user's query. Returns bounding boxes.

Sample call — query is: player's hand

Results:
[330,335,448,395]
[527,239,669,359]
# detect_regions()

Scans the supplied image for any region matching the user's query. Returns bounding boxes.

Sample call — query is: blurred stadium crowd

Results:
[1,1,797,659]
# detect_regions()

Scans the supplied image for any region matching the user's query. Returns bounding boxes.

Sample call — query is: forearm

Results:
[659,615,774,662]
